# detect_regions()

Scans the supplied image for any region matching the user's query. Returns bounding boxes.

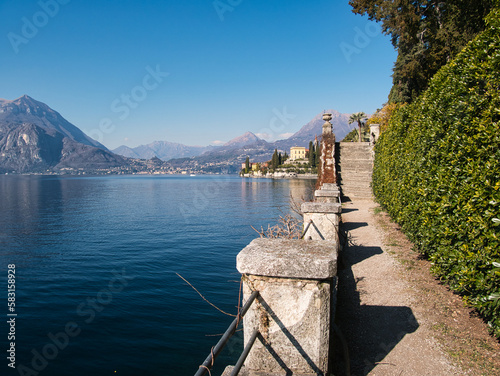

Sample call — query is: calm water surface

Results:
[0,175,314,376]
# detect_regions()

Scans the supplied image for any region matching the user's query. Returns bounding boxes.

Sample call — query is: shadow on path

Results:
[341,207,359,214]
[341,221,369,231]
[331,222,419,376]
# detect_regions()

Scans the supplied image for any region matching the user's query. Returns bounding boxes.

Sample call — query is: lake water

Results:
[0,175,315,376]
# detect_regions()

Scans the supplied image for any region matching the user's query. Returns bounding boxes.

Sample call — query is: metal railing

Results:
[301,219,326,240]
[194,290,259,376]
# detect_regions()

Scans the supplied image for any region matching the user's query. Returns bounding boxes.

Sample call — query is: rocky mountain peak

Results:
[223,131,261,148]
[0,95,125,173]
[0,95,105,149]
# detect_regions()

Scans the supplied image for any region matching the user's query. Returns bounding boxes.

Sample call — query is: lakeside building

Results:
[290,146,307,161]
[241,162,269,170]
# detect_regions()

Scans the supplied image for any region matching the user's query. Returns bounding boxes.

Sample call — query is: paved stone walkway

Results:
[332,199,464,376]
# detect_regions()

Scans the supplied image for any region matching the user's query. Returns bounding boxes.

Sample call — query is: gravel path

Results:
[332,199,464,376]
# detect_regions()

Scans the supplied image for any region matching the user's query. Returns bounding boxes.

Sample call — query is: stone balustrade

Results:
[235,239,337,376]
[223,113,343,376]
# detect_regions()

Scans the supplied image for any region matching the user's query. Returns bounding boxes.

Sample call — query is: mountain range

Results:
[0,95,357,173]
[112,110,356,163]
[113,141,215,160]
[0,95,125,173]
[161,111,356,173]
[274,110,353,151]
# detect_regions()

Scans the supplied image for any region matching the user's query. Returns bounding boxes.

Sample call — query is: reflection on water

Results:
[0,174,315,376]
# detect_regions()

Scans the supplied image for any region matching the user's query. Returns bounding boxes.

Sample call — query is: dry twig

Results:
[176,273,237,317]
[251,214,302,239]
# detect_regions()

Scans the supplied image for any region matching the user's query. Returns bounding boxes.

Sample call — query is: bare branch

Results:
[176,273,237,317]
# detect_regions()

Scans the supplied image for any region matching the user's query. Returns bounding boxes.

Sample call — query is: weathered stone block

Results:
[236,239,337,375]
[301,202,341,242]
[301,202,342,214]
[240,275,332,375]
[314,189,340,203]
[320,183,339,191]
[237,239,337,279]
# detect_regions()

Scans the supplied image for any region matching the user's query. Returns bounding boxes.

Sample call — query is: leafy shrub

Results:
[342,125,370,142]
[373,7,500,337]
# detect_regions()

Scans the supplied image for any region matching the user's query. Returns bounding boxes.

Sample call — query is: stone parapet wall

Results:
[236,239,338,375]
[301,202,341,244]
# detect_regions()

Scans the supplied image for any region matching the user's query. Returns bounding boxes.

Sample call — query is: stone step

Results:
[342,192,373,199]
[339,175,372,183]
[340,169,373,175]
[340,184,372,191]
[340,173,372,179]
[340,168,372,173]
[339,158,373,167]
[340,179,372,185]
[340,164,372,168]
[339,170,372,175]
[342,186,373,193]
[338,141,373,200]
[339,152,373,158]
[340,153,373,159]
[340,158,373,163]
[338,143,373,150]
[340,168,373,173]
[340,155,373,160]
[342,184,372,190]
[339,141,372,148]
[341,184,372,192]
[342,188,373,193]
[339,169,373,175]
[339,152,374,159]
[339,152,372,157]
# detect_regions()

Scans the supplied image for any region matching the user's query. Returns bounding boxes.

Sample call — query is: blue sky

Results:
[0,0,397,149]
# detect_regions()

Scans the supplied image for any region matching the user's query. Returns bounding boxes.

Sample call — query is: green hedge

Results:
[373,7,500,337]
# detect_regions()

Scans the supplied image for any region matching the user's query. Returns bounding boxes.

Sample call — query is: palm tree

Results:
[348,112,367,142]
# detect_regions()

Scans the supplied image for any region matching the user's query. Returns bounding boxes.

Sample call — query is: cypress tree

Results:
[315,144,321,167]
[272,149,278,169]
[308,141,314,166]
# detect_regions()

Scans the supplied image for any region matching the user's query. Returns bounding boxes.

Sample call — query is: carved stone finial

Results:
[322,113,332,135]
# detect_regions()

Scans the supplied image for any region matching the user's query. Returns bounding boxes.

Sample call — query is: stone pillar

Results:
[316,113,337,190]
[236,239,337,376]
[301,202,341,243]
[314,183,340,203]
[370,123,380,145]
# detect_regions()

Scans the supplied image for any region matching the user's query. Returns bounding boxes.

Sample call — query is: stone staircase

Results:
[337,142,373,200]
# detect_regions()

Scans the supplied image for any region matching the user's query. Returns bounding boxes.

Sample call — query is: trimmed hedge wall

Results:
[373,8,500,336]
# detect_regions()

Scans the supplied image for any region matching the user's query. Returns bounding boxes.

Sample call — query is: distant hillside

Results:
[166,110,354,173]
[0,97,356,174]
[112,140,215,161]
[223,131,261,148]
[0,95,126,173]
[273,109,355,150]
[168,138,272,173]
[0,95,106,149]
[115,111,354,168]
